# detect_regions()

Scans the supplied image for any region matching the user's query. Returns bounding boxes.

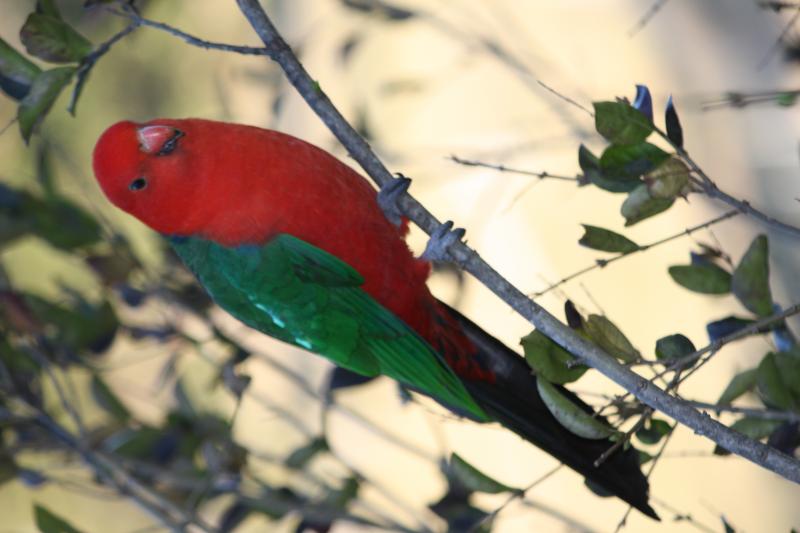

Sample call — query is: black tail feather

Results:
[442,302,659,520]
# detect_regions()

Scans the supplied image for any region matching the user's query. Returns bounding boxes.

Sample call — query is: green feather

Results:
[170,234,489,421]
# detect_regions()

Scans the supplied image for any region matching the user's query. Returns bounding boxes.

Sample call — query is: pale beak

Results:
[137,125,181,154]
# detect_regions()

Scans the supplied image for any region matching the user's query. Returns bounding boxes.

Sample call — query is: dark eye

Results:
[157,130,184,156]
[129,177,148,191]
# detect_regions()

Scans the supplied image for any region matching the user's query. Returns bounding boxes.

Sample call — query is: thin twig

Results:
[683,400,800,422]
[533,209,740,297]
[26,346,88,440]
[608,303,800,423]
[649,124,800,238]
[702,89,800,110]
[628,0,671,37]
[757,4,800,69]
[449,155,581,182]
[597,368,683,468]
[234,0,800,484]
[467,464,563,532]
[643,302,800,371]
[594,408,653,468]
[536,80,594,117]
[109,6,268,56]
[692,177,800,237]
[615,422,677,532]
[69,21,140,114]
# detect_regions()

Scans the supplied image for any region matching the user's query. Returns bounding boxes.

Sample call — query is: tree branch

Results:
[449,155,582,182]
[647,124,800,238]
[233,0,800,483]
[69,20,140,114]
[683,401,800,422]
[110,6,268,56]
[533,209,740,297]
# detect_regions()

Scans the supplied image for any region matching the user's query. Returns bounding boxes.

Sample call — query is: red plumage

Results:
[93,118,491,381]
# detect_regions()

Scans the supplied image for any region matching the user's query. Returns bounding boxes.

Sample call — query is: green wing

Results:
[170,234,488,421]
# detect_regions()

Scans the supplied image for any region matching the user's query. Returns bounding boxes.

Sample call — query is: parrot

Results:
[92,118,657,519]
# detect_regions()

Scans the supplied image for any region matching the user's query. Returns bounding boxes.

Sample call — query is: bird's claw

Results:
[421,221,465,263]
[377,174,411,227]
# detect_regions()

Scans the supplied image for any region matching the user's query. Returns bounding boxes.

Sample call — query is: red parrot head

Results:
[93,119,204,236]
[92,118,388,247]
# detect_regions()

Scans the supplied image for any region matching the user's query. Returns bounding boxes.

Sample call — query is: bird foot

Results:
[377,174,411,227]
[421,221,465,262]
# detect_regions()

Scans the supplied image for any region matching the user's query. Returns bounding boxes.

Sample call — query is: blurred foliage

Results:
[0,1,797,532]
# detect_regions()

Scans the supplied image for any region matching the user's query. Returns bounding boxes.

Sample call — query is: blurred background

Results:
[0,1,799,531]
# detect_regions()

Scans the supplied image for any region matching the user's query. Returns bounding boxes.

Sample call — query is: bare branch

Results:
[683,400,800,422]
[69,21,140,114]
[449,155,582,182]
[533,209,740,297]
[109,6,268,56]
[628,0,672,37]
[467,464,563,533]
[649,125,800,238]
[638,302,800,371]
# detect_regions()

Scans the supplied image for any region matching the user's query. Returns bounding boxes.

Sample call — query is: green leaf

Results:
[579,225,639,253]
[668,264,731,294]
[31,196,102,250]
[106,427,163,459]
[90,375,130,422]
[83,0,117,7]
[18,66,75,143]
[580,144,634,193]
[655,334,696,361]
[578,144,625,192]
[583,314,640,362]
[722,516,735,533]
[326,476,360,508]
[0,184,101,250]
[600,142,670,183]
[85,245,140,286]
[0,454,18,487]
[774,349,800,400]
[717,368,757,406]
[36,144,57,197]
[20,13,91,63]
[34,505,85,533]
[285,437,328,469]
[578,144,601,173]
[636,418,672,445]
[756,352,796,410]
[593,101,654,144]
[36,0,62,19]
[665,95,684,148]
[537,378,617,439]
[520,330,587,384]
[621,184,674,226]
[776,92,797,107]
[449,453,520,494]
[731,235,772,317]
[645,157,690,199]
[0,334,39,377]
[0,184,39,246]
[729,416,782,440]
[0,37,42,100]
[25,295,118,354]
